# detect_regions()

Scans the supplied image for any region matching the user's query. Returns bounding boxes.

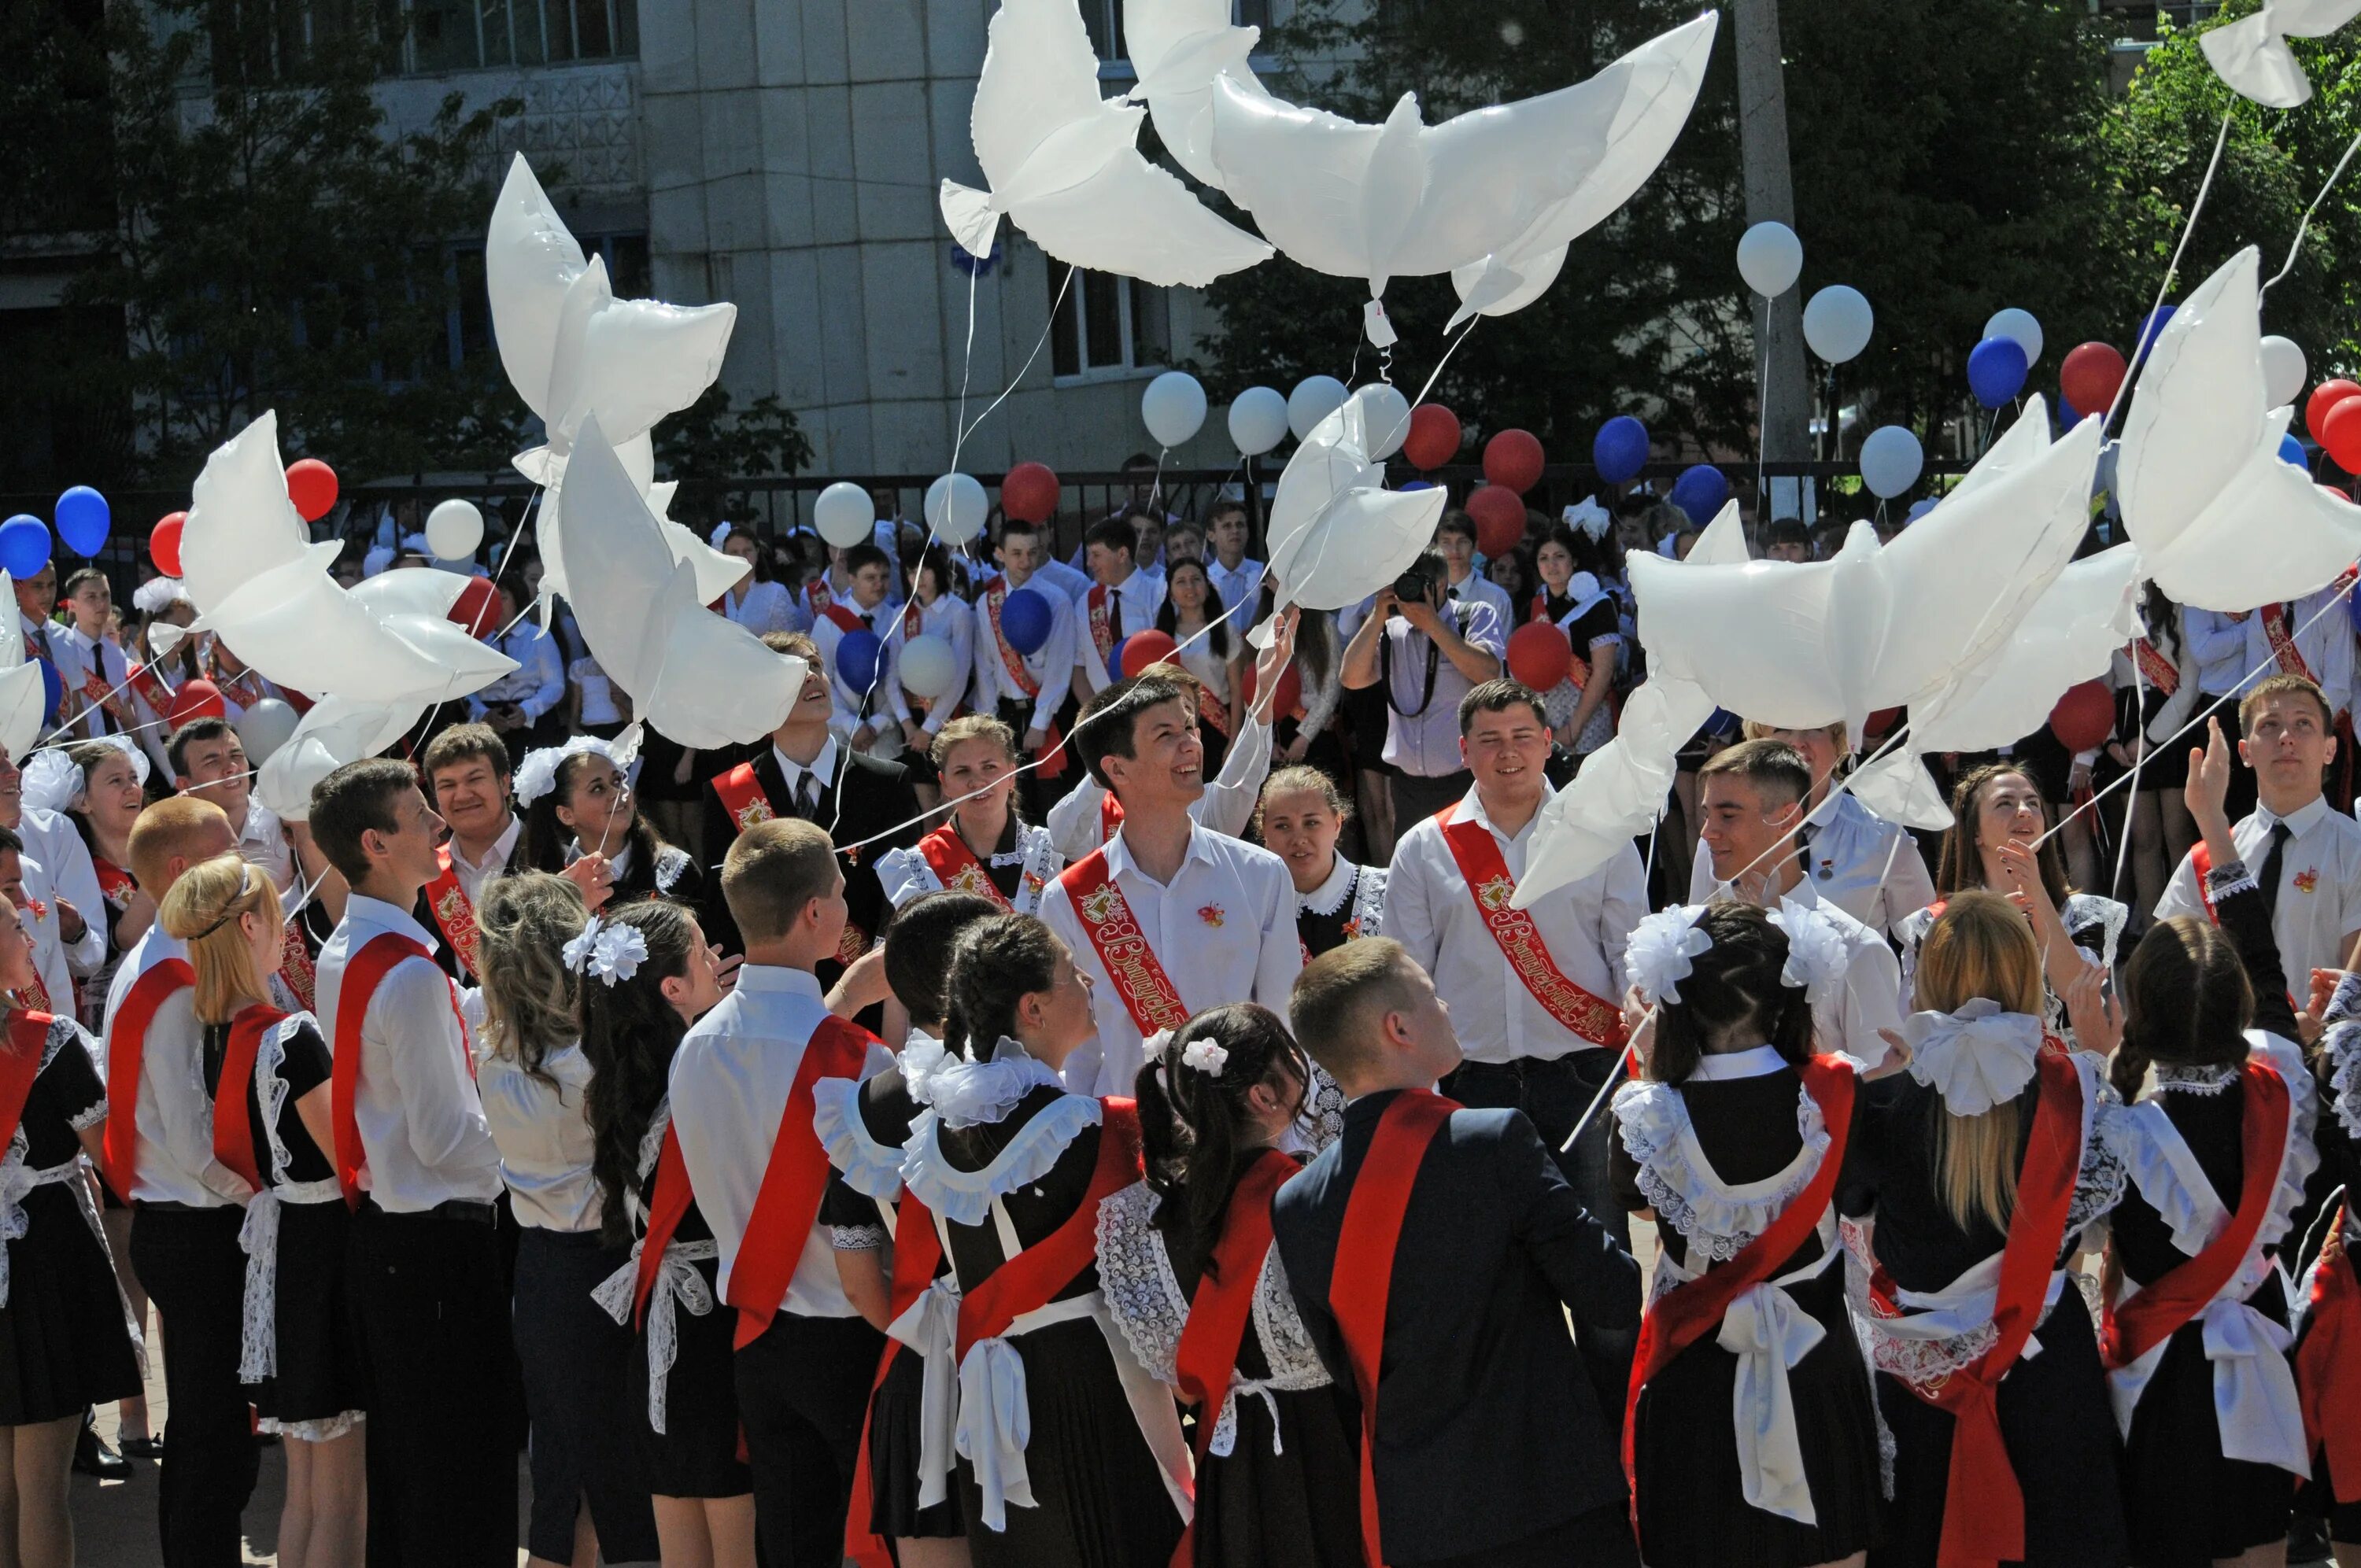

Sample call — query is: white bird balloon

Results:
[1120,0,1275,192]
[256,698,428,823]
[940,0,1274,289]
[1258,393,1447,620]
[2200,0,2361,107]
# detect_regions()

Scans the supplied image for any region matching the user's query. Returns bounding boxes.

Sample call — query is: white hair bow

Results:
[709,521,734,548]
[1768,899,1849,1008]
[1562,495,1613,541]
[1626,905,1713,1005]
[1901,996,2043,1116]
[515,730,645,807]
[563,917,648,987]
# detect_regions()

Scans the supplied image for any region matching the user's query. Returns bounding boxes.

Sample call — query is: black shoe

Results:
[2289,1513,2333,1566]
[118,1436,163,1460]
[71,1424,128,1480]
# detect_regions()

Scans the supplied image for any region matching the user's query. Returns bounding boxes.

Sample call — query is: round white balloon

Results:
[1982,307,2045,367]
[814,481,877,548]
[1228,386,1290,456]
[425,499,486,561]
[924,473,989,544]
[1859,425,1924,498]
[897,633,959,699]
[1802,285,1875,363]
[1735,221,1802,297]
[2261,334,2308,410]
[233,696,301,765]
[1350,383,1413,460]
[1288,376,1350,442]
[1141,371,1208,448]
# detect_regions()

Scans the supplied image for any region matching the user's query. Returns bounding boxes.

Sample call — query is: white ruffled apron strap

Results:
[233,1176,342,1386]
[592,1236,718,1436]
[888,1276,964,1510]
[2199,1295,2311,1474]
[1211,1380,1287,1459]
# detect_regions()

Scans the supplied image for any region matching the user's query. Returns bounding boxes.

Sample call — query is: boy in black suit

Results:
[1273,937,1642,1568]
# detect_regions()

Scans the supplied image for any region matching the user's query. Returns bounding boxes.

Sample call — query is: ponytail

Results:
[1135,1004,1308,1282]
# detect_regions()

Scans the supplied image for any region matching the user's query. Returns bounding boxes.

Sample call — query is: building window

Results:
[1047,263,1169,382]
[401,0,637,72]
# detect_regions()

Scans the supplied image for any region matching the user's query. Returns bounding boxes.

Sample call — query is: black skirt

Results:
[262,1197,366,1430]
[865,1338,963,1540]
[1871,1293,2128,1568]
[630,1253,751,1499]
[2120,1293,2296,1564]
[0,1184,141,1425]
[513,1227,659,1562]
[1632,1267,1884,1568]
[1191,1383,1363,1568]
[959,1316,1184,1568]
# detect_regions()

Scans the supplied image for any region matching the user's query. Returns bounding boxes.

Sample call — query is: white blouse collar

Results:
[1299,855,1358,918]
[925,1037,1066,1129]
[1687,1044,1792,1082]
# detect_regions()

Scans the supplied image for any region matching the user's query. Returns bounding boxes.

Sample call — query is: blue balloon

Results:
[834,629,883,693]
[53,485,109,557]
[36,659,60,725]
[1594,415,1650,485]
[2133,305,2175,362]
[999,587,1053,655]
[2282,433,2311,469]
[1399,478,1435,492]
[1967,336,2029,409]
[1107,635,1132,681]
[1668,464,1728,526]
[0,517,50,581]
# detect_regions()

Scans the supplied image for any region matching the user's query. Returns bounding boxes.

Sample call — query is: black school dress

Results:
[900,1047,1185,1568]
[1096,1151,1364,1568]
[815,1048,964,1541]
[1293,859,1387,961]
[0,1013,141,1424]
[1609,1048,1883,1568]
[1838,1050,2130,1568]
[201,1011,364,1436]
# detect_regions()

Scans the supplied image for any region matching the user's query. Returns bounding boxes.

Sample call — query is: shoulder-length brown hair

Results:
[1933,763,2071,906]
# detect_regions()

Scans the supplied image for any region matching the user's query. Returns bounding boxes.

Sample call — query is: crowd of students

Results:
[0,485,2357,1568]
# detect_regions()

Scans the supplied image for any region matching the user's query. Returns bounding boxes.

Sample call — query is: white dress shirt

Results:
[723,578,801,637]
[1075,569,1169,692]
[897,595,975,736]
[316,895,501,1211]
[236,800,298,900]
[1772,874,1905,1069]
[773,736,844,818]
[1447,570,1514,629]
[471,622,567,725]
[19,808,103,948]
[1384,784,1645,1065]
[21,852,100,1016]
[52,624,129,743]
[1033,555,1093,605]
[1205,556,1266,636]
[972,574,1081,733]
[468,1009,601,1233]
[1372,601,1508,778]
[1037,822,1301,1098]
[668,964,891,1313]
[450,814,522,909]
[2157,794,2361,982]
[102,927,249,1206]
[1044,719,1273,860]
[1688,791,1935,943]
[2241,585,2357,718]
[2186,607,2254,698]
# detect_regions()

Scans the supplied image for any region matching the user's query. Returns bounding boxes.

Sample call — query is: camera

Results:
[1391,557,1439,604]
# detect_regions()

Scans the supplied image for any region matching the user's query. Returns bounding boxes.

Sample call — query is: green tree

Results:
[659,386,814,526]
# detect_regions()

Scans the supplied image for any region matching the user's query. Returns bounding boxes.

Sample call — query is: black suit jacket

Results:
[700,745,922,963]
[1272,1090,1640,1566]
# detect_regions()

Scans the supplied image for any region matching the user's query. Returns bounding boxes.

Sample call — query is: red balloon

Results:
[2308,379,2361,441]
[150,512,186,576]
[1483,428,1546,493]
[1506,622,1572,692]
[2059,343,2128,419]
[1402,404,1463,470]
[2322,397,2361,474]
[168,678,225,731]
[1465,485,1527,559]
[2048,679,2113,752]
[285,459,338,522]
[1239,657,1305,721]
[1002,461,1061,525]
[449,574,500,638]
[1119,629,1180,677]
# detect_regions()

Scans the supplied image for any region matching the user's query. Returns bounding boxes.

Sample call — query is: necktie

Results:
[2257,819,2293,908]
[1108,589,1125,639]
[796,771,820,817]
[859,611,874,632]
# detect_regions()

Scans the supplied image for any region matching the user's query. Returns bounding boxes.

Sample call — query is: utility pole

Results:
[1731,0,1812,515]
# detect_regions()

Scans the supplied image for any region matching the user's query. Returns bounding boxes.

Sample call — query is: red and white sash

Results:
[0,1012,59,1166]
[2130,637,2181,697]
[277,921,317,1013]
[2261,603,2315,682]
[127,663,175,718]
[422,847,486,980]
[102,959,194,1200]
[981,577,1068,779]
[211,1005,289,1194]
[712,762,778,836]
[917,825,1013,910]
[1435,804,1626,1048]
[1056,847,1192,1036]
[819,603,866,636]
[1086,585,1118,672]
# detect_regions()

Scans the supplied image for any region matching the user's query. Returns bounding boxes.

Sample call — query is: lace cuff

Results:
[875,846,933,910]
[2067,1087,2131,1239]
[2203,858,2259,902]
[813,1077,903,1200]
[68,1098,106,1133]
[829,1224,889,1252]
[900,1093,1103,1227]
[2329,1020,2361,1142]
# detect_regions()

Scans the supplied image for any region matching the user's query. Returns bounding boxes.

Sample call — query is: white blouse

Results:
[475,1038,602,1233]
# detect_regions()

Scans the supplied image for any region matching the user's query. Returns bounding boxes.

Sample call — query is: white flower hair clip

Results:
[131,576,191,616]
[514,732,645,808]
[1625,905,1713,1005]
[709,520,734,548]
[1768,898,1849,1008]
[563,917,648,987]
[1180,1038,1229,1076]
[1562,495,1612,542]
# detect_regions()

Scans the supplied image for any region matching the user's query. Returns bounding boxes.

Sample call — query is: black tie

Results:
[1108,590,1124,640]
[2257,820,2293,907]
[796,772,820,817]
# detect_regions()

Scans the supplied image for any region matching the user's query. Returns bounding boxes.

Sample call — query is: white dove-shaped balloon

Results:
[256,697,427,823]
[554,415,811,749]
[1119,0,1277,192]
[2200,0,2361,107]
[0,574,50,761]
[2117,246,2361,611]
[939,0,1274,289]
[1258,392,1447,622]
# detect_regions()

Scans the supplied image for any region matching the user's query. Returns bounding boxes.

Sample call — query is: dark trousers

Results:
[1390,767,1473,826]
[1441,1052,1637,1442]
[130,1204,259,1568]
[733,1311,888,1566]
[348,1202,519,1568]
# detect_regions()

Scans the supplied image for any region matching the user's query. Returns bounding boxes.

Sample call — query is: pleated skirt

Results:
[0,1186,141,1425]
[1190,1382,1364,1568]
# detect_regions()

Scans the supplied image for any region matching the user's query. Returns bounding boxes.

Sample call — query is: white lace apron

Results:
[590,1101,717,1435]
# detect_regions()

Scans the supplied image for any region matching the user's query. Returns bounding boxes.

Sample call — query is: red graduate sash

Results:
[330,932,466,1208]
[2131,636,2181,697]
[1087,584,1118,672]
[423,846,486,980]
[0,1012,58,1164]
[2262,602,2315,681]
[955,1099,1143,1358]
[1875,1052,2085,1568]
[1169,1147,1299,1568]
[819,603,866,636]
[725,1014,878,1348]
[210,1005,288,1194]
[982,576,1067,779]
[277,921,317,1013]
[12,960,52,1019]
[631,1123,695,1327]
[2101,1057,2291,1373]
[1622,1057,1857,1511]
[711,762,778,836]
[77,659,131,729]
[2298,1200,2361,1501]
[1056,848,1192,1036]
[844,1187,947,1568]
[127,663,174,718]
[1331,1089,1457,1568]
[102,958,194,1200]
[1102,795,1125,837]
[917,824,1013,910]
[1435,806,1626,1048]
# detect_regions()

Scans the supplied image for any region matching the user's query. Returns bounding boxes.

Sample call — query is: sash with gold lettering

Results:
[423,846,486,980]
[1087,584,1118,673]
[916,825,1012,910]
[981,575,1067,779]
[712,762,778,838]
[127,663,175,719]
[1056,847,1192,1036]
[2261,603,2316,682]
[2130,637,2181,697]
[1435,804,1626,1047]
[277,919,318,1012]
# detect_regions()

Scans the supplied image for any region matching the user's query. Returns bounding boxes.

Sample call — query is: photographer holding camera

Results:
[1342,548,1506,823]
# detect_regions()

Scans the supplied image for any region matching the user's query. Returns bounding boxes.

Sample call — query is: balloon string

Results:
[957,266,1075,454]
[2108,644,2148,906]
[2104,109,2229,434]
[2034,578,2359,849]
[2263,127,2361,296]
[418,486,547,748]
[1695,724,1912,901]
